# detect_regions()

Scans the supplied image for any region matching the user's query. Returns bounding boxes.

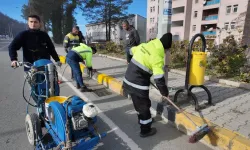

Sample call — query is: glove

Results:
[11,60,18,68]
[56,61,62,67]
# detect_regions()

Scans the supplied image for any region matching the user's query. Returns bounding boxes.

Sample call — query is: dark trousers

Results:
[130,94,152,133]
[125,47,132,63]
[66,57,84,87]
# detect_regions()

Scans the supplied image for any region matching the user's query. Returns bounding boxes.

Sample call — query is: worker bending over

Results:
[122,33,172,137]
[66,43,96,92]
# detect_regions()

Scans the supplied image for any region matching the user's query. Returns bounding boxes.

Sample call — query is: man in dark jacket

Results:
[9,15,61,70]
[123,33,172,138]
[121,20,140,64]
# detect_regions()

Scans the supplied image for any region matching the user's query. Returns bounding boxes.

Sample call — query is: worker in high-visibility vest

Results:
[66,43,96,92]
[63,26,80,80]
[122,33,172,137]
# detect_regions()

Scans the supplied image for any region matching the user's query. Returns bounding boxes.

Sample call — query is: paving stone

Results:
[204,112,221,121]
[223,121,242,132]
[212,117,229,127]
[234,113,250,125]
[237,124,250,138]
[237,101,250,112]
[218,113,237,122]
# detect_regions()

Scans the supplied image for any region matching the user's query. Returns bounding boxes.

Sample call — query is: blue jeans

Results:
[66,57,84,87]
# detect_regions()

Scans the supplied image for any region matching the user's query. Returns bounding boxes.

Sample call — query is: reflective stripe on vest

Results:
[123,78,149,90]
[131,58,152,74]
[154,74,164,79]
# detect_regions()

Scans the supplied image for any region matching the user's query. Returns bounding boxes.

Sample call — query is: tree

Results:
[21,0,54,32]
[0,12,26,38]
[21,0,79,44]
[80,0,133,41]
[63,0,77,35]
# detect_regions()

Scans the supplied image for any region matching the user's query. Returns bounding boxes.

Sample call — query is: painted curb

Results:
[96,53,250,90]
[59,55,250,150]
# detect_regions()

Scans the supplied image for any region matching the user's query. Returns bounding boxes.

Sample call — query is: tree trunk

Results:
[51,1,64,44]
[108,0,111,41]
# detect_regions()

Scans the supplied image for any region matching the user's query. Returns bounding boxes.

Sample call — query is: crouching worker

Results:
[66,43,97,92]
[122,33,172,137]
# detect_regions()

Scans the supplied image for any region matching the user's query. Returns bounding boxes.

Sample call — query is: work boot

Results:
[80,86,93,92]
[140,127,157,138]
[76,84,80,89]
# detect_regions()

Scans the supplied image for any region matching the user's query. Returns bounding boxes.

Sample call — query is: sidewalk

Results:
[57,47,250,150]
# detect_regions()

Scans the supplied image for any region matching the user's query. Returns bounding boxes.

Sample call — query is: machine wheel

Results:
[25,113,42,146]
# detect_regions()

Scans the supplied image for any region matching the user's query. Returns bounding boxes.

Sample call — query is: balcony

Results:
[202,31,216,36]
[204,0,220,6]
[172,0,185,8]
[203,15,218,21]
[172,13,185,21]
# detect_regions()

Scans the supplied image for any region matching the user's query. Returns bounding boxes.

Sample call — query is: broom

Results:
[151,83,211,143]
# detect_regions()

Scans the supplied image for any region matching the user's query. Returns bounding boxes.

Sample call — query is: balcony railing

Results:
[203,15,218,20]
[204,0,220,6]
[202,31,216,36]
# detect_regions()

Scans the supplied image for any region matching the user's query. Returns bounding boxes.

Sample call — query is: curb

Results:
[59,55,250,150]
[96,53,250,91]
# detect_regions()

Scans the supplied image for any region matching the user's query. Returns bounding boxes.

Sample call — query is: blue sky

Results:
[0,0,147,34]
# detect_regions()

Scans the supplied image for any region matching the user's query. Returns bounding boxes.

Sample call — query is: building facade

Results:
[147,0,193,41]
[85,14,146,44]
[147,0,250,44]
[190,0,249,44]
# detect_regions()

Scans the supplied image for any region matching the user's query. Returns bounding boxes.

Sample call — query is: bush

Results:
[240,64,250,83]
[170,40,189,68]
[93,41,123,53]
[207,35,247,78]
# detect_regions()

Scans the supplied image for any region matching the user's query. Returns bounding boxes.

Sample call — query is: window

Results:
[150,7,152,12]
[231,22,236,29]
[152,28,154,33]
[194,11,198,18]
[195,0,199,3]
[150,18,152,23]
[193,25,196,31]
[226,6,231,14]
[233,5,238,13]
[152,18,154,23]
[150,29,152,33]
[153,6,155,12]
[224,22,229,30]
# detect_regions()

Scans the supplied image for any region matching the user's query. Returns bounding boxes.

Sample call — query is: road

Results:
[0,41,211,150]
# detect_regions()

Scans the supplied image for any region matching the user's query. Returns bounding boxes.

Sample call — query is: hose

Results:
[58,64,69,82]
[23,75,38,107]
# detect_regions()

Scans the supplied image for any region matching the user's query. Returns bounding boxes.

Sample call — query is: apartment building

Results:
[147,0,193,41]
[147,0,250,44]
[190,0,249,44]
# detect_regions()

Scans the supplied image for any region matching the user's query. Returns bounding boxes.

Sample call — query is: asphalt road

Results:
[0,41,212,150]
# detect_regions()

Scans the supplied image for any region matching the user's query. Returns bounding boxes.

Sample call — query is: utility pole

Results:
[157,0,172,87]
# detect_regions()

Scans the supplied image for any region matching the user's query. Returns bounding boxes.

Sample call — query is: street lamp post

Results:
[157,0,172,87]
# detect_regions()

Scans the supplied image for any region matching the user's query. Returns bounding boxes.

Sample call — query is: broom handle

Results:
[162,96,198,127]
[150,83,198,127]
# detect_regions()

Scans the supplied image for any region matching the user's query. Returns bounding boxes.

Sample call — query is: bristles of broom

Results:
[189,124,210,143]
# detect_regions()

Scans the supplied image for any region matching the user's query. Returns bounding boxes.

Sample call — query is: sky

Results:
[0,0,147,34]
